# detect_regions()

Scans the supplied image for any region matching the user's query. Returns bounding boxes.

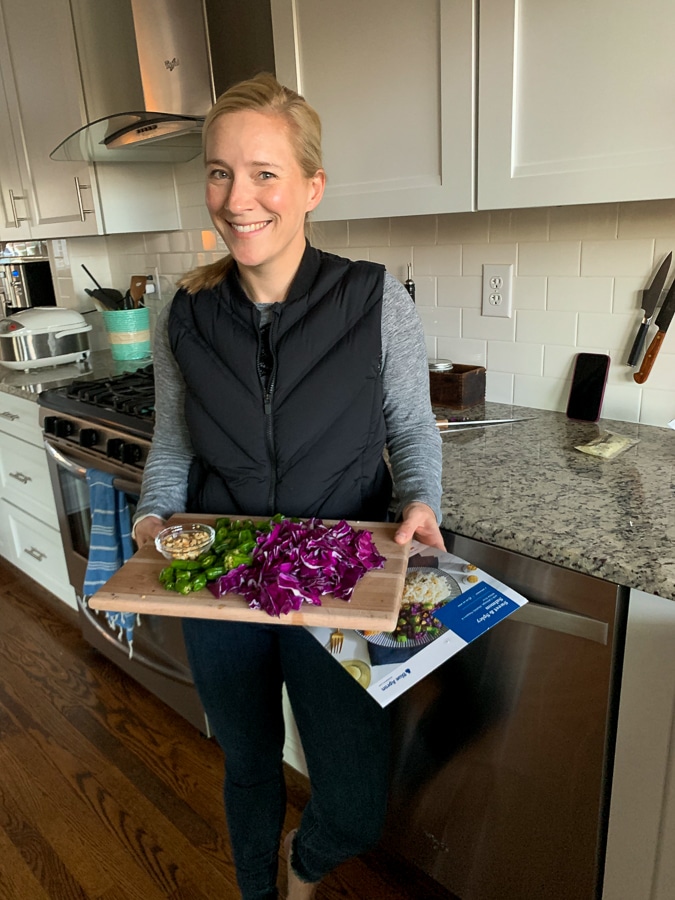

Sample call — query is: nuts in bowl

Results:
[155,523,215,560]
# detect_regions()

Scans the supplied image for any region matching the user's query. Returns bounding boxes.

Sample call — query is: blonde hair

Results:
[178,73,323,294]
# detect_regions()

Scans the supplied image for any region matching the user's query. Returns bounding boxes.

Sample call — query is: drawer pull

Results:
[24,546,47,562]
[0,411,19,421]
[10,471,31,484]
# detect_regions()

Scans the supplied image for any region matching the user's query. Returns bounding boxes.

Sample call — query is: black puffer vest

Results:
[168,244,392,521]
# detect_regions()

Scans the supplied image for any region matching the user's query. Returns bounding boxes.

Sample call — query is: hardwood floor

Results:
[0,559,454,900]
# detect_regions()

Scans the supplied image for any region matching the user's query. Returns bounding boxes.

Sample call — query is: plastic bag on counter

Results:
[575,431,640,459]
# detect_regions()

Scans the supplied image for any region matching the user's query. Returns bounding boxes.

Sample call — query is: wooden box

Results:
[429,364,486,409]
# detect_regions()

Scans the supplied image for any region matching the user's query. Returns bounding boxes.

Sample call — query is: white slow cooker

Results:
[0,307,92,370]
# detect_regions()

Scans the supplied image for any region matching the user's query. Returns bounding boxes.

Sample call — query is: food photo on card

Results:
[305,540,529,707]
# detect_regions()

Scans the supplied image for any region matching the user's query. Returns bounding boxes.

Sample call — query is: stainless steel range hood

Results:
[51,0,275,164]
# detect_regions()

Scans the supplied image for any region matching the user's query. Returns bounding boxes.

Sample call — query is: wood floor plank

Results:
[0,558,454,900]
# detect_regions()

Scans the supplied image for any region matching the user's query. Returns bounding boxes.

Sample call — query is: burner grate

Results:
[65,365,155,422]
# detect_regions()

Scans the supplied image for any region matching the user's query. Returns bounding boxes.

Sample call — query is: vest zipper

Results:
[257,320,278,513]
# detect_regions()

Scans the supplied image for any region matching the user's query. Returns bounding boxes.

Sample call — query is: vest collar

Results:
[226,241,322,309]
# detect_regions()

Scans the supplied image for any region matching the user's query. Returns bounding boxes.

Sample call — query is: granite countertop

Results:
[3,355,674,600]
[0,350,151,400]
[439,401,675,601]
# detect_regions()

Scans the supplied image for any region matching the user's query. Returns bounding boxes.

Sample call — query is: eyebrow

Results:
[205,158,283,169]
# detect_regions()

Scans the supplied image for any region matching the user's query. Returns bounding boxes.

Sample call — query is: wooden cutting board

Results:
[88,514,410,631]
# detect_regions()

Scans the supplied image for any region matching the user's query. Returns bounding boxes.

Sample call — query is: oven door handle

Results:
[44,441,141,495]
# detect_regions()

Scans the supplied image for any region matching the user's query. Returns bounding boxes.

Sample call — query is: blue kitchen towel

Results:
[83,469,138,655]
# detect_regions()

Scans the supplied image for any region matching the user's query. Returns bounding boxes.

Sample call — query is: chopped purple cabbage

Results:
[208,518,386,617]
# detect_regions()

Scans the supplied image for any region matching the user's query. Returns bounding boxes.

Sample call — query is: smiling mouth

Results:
[229,221,271,234]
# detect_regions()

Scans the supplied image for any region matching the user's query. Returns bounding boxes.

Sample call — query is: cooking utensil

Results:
[328,629,344,654]
[438,416,536,433]
[129,275,147,308]
[633,278,675,383]
[82,264,125,310]
[627,252,672,366]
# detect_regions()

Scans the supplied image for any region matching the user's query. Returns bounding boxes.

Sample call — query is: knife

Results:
[438,416,536,432]
[627,252,672,366]
[633,277,675,383]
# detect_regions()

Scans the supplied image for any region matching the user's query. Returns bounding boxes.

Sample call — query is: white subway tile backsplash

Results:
[516,310,577,346]
[580,239,654,276]
[640,389,675,427]
[417,306,461,338]
[371,247,413,280]
[513,276,547,310]
[547,276,613,312]
[618,199,675,238]
[349,218,390,247]
[549,203,618,241]
[462,308,516,341]
[436,338,486,367]
[437,276,481,308]
[518,241,581,277]
[489,208,549,243]
[390,215,436,246]
[488,341,543,376]
[513,373,569,411]
[413,244,461,276]
[438,211,489,244]
[52,198,675,427]
[412,275,436,307]
[462,242,517,276]
[485,370,514,404]
[601,384,641,423]
[577,312,636,350]
[613,277,646,314]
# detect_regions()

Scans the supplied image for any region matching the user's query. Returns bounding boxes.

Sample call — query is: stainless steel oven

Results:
[38,368,210,735]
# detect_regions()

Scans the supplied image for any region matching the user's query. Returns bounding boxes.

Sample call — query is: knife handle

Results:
[633,330,665,384]
[627,321,650,367]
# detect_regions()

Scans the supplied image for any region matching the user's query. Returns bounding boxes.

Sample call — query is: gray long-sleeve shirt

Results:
[134,272,442,529]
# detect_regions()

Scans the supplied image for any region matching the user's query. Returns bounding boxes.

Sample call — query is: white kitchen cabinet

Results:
[0,391,76,609]
[478,0,675,210]
[603,590,675,900]
[271,0,476,220]
[0,0,181,239]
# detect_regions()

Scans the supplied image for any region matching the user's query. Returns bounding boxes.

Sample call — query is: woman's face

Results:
[205,110,325,278]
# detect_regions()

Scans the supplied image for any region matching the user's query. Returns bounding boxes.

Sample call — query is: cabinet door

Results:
[0,18,31,239]
[479,0,675,210]
[0,0,101,237]
[271,0,475,220]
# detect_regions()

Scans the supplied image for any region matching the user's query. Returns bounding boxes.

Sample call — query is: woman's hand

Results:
[133,515,166,548]
[394,502,445,551]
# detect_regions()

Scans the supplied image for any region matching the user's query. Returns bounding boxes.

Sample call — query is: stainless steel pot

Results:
[0,307,91,370]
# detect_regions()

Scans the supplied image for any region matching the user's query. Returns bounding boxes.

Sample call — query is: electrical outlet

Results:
[482,264,513,318]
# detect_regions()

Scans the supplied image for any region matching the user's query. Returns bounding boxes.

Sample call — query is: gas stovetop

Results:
[38,364,155,438]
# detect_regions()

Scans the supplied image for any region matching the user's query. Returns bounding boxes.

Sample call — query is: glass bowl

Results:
[155,523,215,560]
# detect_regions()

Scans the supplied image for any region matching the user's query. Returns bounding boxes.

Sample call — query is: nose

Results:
[226,175,253,213]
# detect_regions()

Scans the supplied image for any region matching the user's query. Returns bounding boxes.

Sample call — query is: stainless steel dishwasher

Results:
[384,532,628,900]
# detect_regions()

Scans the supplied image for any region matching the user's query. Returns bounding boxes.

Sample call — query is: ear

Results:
[306,169,326,212]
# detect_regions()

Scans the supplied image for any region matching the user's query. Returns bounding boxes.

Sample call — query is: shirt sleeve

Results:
[133,300,193,526]
[381,273,443,523]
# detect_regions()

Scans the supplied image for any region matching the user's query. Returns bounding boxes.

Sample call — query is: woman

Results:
[134,73,443,900]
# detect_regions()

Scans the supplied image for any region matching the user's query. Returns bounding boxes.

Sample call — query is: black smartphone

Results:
[566,352,610,422]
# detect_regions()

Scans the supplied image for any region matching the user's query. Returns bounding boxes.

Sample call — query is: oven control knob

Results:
[54,418,74,438]
[106,438,124,460]
[79,428,99,448]
[121,442,142,465]
[43,415,58,435]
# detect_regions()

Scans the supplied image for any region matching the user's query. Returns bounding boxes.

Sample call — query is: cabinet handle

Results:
[9,471,31,484]
[24,546,47,561]
[74,177,95,221]
[0,411,19,421]
[8,189,29,227]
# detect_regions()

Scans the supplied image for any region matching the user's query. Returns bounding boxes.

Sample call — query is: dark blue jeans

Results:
[182,618,391,900]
